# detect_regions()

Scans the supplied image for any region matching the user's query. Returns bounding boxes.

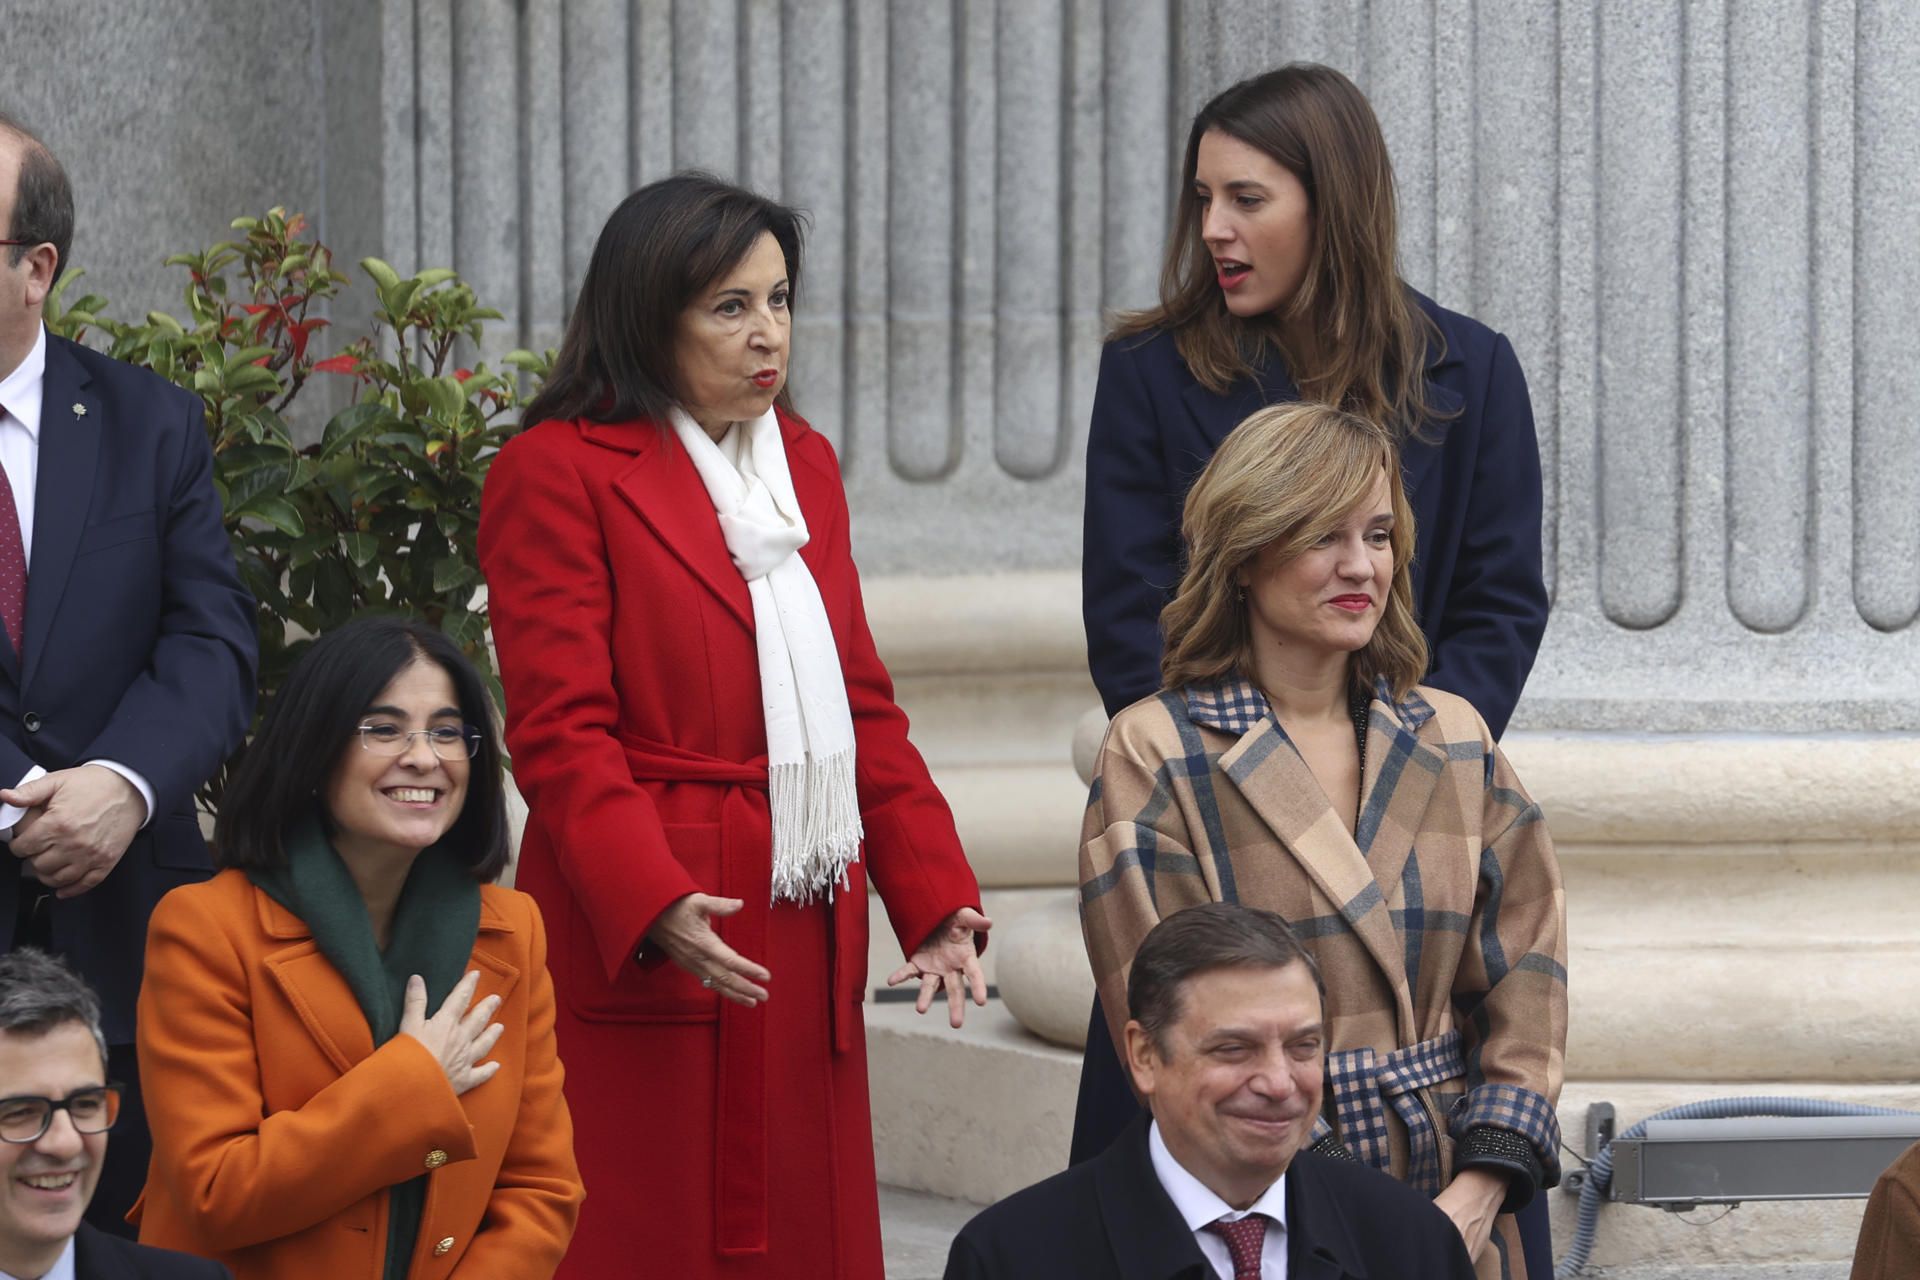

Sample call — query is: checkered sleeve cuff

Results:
[1449,1084,1562,1190]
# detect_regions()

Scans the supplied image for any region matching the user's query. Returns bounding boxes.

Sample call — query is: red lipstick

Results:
[1327,594,1373,612]
[751,369,779,389]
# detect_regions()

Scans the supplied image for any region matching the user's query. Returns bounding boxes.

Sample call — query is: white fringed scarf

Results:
[670,406,863,903]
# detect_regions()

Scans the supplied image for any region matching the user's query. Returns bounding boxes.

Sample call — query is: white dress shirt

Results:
[1149,1120,1289,1280]
[0,325,154,833]
[0,1233,75,1280]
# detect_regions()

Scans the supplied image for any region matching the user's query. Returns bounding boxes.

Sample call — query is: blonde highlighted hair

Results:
[1159,402,1428,698]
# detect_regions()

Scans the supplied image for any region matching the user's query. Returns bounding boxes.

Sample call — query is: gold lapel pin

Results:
[72,403,86,417]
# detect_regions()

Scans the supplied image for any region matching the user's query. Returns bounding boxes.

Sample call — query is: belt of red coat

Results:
[619,733,864,1256]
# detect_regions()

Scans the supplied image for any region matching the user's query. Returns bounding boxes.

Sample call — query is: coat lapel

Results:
[1352,684,1447,915]
[1285,1158,1367,1279]
[1179,358,1300,454]
[24,339,100,692]
[1199,682,1415,1032]
[781,417,842,589]
[255,886,519,1076]
[1093,1117,1216,1280]
[596,419,754,632]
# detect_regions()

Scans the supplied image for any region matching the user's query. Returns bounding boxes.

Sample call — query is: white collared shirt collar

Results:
[1149,1120,1289,1279]
[0,324,47,442]
[0,1233,76,1280]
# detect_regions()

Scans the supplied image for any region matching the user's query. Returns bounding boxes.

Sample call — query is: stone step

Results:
[877,1184,1855,1280]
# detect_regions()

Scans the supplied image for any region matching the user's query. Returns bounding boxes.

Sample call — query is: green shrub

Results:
[46,209,552,809]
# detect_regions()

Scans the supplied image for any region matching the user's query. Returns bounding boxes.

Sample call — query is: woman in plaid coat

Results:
[1079,402,1567,1280]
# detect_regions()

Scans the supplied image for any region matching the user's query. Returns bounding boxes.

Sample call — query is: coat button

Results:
[20,712,39,734]
[433,1237,455,1257]
[424,1149,448,1169]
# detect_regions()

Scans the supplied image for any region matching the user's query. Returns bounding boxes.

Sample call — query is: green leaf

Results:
[380,279,422,322]
[319,401,394,458]
[243,497,305,537]
[223,461,292,512]
[413,267,457,288]
[360,257,402,293]
[435,511,462,540]
[223,366,282,397]
[228,345,275,366]
[342,531,378,567]
[431,556,478,593]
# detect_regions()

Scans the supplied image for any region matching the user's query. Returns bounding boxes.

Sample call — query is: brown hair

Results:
[0,112,74,278]
[1159,401,1427,698]
[521,171,806,431]
[1128,902,1324,1055]
[1111,63,1442,436]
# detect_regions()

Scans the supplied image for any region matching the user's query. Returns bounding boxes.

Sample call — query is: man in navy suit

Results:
[0,949,229,1278]
[945,905,1475,1279]
[0,115,256,1237]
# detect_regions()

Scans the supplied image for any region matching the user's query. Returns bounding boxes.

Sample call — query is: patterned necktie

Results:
[1203,1213,1267,1279]
[0,451,25,656]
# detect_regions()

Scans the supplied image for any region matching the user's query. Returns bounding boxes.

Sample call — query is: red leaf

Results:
[454,368,473,383]
[313,354,359,375]
[252,356,271,367]
[239,303,274,315]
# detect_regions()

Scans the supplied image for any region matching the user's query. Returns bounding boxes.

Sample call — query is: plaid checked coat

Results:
[1079,676,1567,1280]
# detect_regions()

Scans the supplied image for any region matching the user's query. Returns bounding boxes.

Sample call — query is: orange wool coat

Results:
[132,869,584,1279]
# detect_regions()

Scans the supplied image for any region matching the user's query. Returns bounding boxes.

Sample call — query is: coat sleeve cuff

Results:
[1448,1084,1562,1190]
[1453,1125,1546,1212]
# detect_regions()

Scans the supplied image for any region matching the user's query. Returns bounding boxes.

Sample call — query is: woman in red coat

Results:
[478,173,990,1278]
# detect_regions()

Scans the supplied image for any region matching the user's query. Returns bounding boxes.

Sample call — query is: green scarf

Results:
[250,811,481,1280]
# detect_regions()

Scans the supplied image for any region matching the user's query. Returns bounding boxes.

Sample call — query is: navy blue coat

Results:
[0,334,256,1042]
[945,1115,1477,1280]
[1081,292,1547,737]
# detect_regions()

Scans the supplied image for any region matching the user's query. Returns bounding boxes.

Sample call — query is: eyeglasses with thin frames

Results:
[354,723,482,761]
[0,1085,122,1144]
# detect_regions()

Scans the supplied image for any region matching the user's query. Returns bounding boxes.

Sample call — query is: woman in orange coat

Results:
[133,617,584,1278]
[478,173,989,1277]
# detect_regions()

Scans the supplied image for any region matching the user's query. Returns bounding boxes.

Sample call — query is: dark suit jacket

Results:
[1081,292,1547,738]
[0,333,256,1042]
[945,1117,1476,1279]
[73,1221,231,1278]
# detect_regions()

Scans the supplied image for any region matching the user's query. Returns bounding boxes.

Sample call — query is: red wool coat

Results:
[478,407,981,1277]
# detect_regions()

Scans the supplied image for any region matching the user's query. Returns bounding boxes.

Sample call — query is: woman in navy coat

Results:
[1076,61,1551,1272]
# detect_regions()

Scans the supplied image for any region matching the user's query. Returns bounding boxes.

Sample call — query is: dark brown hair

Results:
[1111,63,1442,436]
[215,616,510,881]
[1159,401,1428,699]
[1127,902,1324,1054]
[520,171,806,430]
[0,112,74,277]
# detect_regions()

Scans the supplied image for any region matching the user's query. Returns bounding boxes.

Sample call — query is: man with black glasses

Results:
[0,949,225,1277]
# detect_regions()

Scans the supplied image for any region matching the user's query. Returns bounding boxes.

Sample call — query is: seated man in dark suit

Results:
[946,903,1475,1279]
[0,949,227,1279]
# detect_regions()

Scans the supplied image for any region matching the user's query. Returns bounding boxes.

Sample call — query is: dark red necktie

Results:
[0,454,24,656]
[1203,1214,1267,1279]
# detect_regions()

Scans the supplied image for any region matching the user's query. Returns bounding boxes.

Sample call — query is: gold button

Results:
[432,1237,455,1257]
[424,1149,448,1170]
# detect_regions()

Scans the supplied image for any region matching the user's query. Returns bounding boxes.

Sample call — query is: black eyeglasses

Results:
[0,1085,122,1144]
[355,723,482,760]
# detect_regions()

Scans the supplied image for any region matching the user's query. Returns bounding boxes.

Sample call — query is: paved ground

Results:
[877,1184,1854,1280]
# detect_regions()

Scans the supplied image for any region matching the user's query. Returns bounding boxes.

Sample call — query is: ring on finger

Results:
[700,976,716,989]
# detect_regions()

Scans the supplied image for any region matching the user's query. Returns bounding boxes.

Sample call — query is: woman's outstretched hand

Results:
[1434,1166,1507,1261]
[645,893,773,1007]
[399,970,504,1096]
[887,907,992,1028]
